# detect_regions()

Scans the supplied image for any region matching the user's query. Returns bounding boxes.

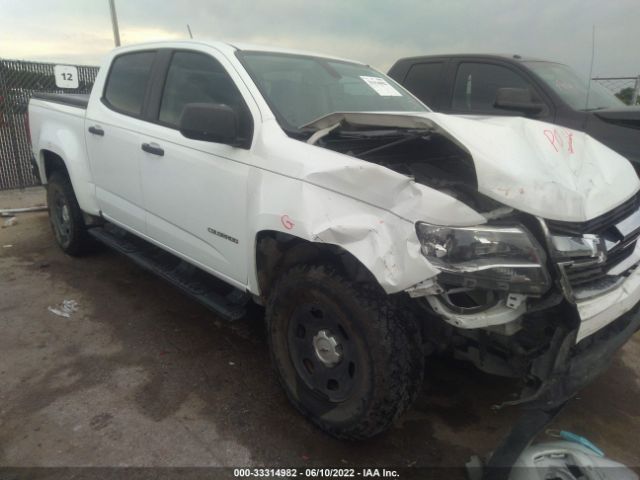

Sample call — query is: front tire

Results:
[266,265,424,440]
[47,172,91,256]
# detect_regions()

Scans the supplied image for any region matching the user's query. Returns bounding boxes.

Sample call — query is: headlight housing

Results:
[416,222,551,294]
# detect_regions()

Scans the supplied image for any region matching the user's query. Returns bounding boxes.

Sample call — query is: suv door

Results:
[85,50,157,233]
[447,60,553,120]
[135,49,256,285]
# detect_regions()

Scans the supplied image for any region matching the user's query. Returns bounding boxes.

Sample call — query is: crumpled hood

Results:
[427,113,640,221]
[306,112,640,222]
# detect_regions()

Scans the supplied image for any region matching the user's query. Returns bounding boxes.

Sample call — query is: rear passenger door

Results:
[86,50,157,234]
[135,49,256,286]
[447,60,552,119]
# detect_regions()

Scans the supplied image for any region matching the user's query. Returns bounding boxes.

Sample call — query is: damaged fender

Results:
[245,121,485,295]
[245,111,639,302]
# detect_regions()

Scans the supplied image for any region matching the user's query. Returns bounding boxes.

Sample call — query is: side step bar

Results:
[89,224,248,321]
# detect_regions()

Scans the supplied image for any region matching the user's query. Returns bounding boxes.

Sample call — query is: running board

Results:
[89,224,248,321]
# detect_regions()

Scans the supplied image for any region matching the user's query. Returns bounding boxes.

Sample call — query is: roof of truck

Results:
[229,41,366,64]
[392,53,553,64]
[110,40,366,65]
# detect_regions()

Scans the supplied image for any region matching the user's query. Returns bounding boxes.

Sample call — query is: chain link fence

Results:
[0,59,98,190]
[593,76,640,105]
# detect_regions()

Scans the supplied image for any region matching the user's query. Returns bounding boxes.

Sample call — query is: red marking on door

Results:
[281,214,294,230]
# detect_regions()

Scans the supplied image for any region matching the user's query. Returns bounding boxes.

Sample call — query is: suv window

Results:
[104,51,156,116]
[452,62,531,113]
[159,51,247,129]
[402,62,443,107]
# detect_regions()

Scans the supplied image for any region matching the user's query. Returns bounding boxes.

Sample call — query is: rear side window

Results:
[402,62,444,107]
[159,51,248,129]
[104,51,155,116]
[452,62,530,113]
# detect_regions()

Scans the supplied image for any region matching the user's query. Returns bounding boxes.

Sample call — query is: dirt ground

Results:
[1,187,639,472]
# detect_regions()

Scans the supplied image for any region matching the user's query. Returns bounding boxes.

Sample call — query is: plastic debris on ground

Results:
[47,300,79,318]
[2,216,17,227]
[546,429,605,457]
[508,440,638,480]
[467,430,637,480]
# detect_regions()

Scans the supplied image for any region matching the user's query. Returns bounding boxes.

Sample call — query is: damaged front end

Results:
[305,112,640,411]
[408,201,640,411]
[411,194,640,412]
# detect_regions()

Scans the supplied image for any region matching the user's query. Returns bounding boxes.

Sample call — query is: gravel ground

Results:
[1,187,639,474]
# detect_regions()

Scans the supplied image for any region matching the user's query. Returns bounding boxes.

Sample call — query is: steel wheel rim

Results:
[287,302,358,403]
[50,189,72,247]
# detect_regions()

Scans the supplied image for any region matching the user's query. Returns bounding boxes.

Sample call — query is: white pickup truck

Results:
[29,40,640,440]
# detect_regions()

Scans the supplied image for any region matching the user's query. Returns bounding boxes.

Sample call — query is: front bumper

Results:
[575,262,640,341]
[520,300,640,410]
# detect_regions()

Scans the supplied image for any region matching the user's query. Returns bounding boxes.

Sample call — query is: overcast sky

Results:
[1,0,638,78]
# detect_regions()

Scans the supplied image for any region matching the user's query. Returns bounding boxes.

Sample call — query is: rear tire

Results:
[47,172,91,256]
[266,264,424,440]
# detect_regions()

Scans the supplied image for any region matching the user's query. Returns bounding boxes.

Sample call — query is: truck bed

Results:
[31,92,90,109]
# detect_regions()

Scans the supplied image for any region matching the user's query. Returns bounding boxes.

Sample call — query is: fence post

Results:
[632,75,640,106]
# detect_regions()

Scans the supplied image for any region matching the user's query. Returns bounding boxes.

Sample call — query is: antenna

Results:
[187,24,194,39]
[585,25,596,110]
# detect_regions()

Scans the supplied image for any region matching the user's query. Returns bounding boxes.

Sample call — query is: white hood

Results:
[305,112,640,223]
[426,113,640,222]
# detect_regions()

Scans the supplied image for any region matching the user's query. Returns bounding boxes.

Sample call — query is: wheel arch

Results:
[40,149,69,182]
[253,230,382,303]
[35,144,100,216]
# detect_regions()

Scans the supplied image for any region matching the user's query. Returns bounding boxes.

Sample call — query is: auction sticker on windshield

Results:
[360,76,402,96]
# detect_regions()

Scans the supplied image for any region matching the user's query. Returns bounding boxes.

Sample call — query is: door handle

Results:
[88,125,104,136]
[141,142,164,156]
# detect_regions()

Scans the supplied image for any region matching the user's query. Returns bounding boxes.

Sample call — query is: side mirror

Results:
[494,88,545,115]
[179,103,242,146]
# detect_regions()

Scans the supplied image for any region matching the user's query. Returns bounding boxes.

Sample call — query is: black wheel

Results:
[47,172,91,256]
[266,265,424,440]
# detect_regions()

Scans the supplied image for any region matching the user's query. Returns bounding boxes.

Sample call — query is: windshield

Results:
[524,61,624,111]
[238,51,428,130]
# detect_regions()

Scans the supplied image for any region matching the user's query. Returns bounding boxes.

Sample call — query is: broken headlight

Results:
[416,222,551,294]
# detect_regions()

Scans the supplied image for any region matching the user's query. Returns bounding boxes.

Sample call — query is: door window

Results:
[103,51,156,116]
[452,62,532,113]
[402,62,444,107]
[158,51,249,132]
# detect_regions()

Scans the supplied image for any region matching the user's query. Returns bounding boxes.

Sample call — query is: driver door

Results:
[135,49,256,285]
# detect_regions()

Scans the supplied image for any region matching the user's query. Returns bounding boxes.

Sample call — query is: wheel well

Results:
[42,150,68,182]
[255,230,380,301]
